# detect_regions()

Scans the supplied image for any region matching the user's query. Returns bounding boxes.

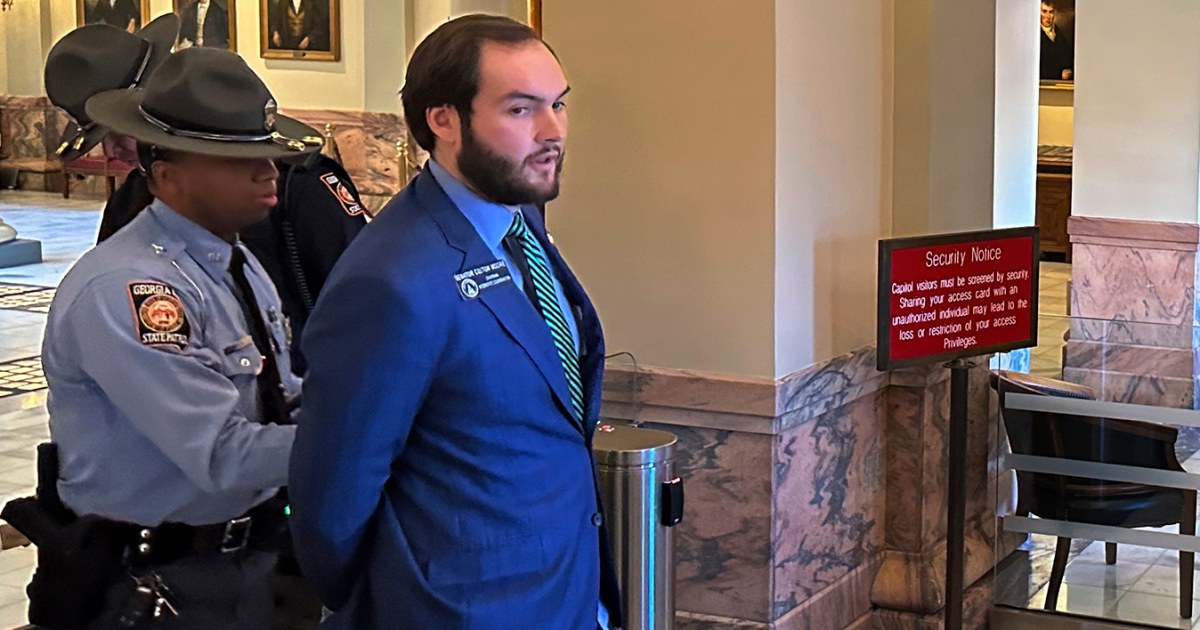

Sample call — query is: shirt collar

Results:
[146,198,236,278]
[427,158,520,251]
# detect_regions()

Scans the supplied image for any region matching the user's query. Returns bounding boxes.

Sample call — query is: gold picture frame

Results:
[528,0,541,35]
[77,0,151,30]
[172,0,237,52]
[259,0,340,61]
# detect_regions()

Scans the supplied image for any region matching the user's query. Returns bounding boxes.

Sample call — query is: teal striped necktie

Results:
[506,211,584,421]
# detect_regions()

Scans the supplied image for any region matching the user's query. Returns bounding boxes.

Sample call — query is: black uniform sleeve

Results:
[97,170,153,244]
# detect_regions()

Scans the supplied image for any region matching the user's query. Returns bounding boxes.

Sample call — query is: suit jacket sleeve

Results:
[290,268,447,609]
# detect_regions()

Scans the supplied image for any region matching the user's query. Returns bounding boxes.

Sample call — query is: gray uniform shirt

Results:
[43,200,299,526]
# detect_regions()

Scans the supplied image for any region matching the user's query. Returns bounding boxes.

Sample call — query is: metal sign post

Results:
[876,227,1041,630]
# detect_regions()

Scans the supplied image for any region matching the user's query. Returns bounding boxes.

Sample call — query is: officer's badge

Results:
[128,281,190,350]
[264,99,278,131]
[320,172,364,216]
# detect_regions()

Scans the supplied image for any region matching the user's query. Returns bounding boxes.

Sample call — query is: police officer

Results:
[40,47,323,629]
[45,17,367,378]
[44,14,179,164]
[96,152,367,375]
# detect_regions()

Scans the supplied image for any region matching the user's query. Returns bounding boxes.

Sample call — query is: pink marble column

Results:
[603,347,1010,629]
[869,362,1017,629]
[1064,216,1200,408]
[282,108,409,212]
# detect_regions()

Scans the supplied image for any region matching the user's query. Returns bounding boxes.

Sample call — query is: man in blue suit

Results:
[289,14,622,630]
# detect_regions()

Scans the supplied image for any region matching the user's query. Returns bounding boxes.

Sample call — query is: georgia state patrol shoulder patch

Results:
[127,281,191,350]
[319,172,364,217]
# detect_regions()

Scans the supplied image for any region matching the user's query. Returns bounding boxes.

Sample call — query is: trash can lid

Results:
[592,424,677,466]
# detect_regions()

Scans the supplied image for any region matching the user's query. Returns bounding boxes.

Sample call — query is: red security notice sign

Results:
[876,227,1039,370]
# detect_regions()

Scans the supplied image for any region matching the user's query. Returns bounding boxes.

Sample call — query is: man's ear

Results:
[426,105,462,148]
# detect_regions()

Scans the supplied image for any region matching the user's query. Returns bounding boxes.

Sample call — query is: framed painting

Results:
[173,0,237,52]
[77,0,151,31]
[260,0,340,61]
[1039,0,1076,85]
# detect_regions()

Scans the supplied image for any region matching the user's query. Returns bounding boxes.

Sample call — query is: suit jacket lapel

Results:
[522,206,606,433]
[414,171,580,430]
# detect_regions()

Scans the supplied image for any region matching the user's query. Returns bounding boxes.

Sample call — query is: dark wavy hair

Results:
[400,14,549,152]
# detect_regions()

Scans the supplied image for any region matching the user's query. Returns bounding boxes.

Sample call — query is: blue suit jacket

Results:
[290,168,621,629]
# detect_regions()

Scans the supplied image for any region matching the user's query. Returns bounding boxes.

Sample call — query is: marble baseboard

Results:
[871,523,996,614]
[774,559,878,630]
[675,612,767,629]
[1069,215,1200,251]
[1062,338,1194,378]
[603,345,888,435]
[654,423,773,622]
[1062,365,1196,408]
[871,566,994,630]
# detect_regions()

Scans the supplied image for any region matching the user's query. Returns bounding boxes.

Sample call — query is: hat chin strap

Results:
[124,41,154,90]
[136,106,322,152]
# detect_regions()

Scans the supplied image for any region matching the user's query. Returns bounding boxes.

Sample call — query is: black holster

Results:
[1,443,127,630]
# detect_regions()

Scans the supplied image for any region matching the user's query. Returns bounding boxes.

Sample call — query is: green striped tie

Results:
[506,211,584,421]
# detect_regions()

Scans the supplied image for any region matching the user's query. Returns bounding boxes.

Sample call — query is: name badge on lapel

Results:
[454,260,513,300]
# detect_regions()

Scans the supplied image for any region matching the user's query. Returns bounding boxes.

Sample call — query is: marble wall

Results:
[0,96,60,161]
[0,97,414,213]
[603,346,1008,629]
[283,108,413,212]
[0,96,68,192]
[1065,216,1200,408]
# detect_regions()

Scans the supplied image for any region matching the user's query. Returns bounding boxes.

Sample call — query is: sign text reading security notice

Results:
[876,227,1039,370]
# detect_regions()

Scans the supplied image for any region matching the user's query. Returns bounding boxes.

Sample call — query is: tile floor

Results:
[0,190,101,629]
[0,190,1190,628]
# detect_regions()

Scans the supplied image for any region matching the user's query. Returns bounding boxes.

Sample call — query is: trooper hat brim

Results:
[52,14,181,162]
[86,88,322,160]
[54,122,111,163]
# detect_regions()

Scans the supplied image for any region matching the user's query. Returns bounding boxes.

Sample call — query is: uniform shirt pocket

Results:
[221,336,263,378]
[423,533,545,588]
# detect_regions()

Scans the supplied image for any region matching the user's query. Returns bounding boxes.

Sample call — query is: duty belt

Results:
[123,497,287,566]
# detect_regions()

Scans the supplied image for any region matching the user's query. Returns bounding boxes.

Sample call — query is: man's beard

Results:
[457,124,564,206]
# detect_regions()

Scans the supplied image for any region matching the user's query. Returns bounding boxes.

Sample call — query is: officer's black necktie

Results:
[229,245,290,425]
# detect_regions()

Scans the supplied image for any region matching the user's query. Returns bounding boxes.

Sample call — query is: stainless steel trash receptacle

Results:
[594,424,684,630]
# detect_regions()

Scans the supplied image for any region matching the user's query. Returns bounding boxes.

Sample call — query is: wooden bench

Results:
[62,155,135,199]
[0,157,63,193]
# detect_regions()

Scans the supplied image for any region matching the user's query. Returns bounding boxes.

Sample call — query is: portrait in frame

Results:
[1039,0,1076,86]
[173,0,237,52]
[260,0,340,61]
[77,0,150,31]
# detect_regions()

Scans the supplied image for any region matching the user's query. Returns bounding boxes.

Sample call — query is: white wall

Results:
[2,0,403,113]
[544,1,779,378]
[993,0,1039,229]
[773,0,891,376]
[1072,0,1200,223]
[240,0,366,110]
[892,0,997,237]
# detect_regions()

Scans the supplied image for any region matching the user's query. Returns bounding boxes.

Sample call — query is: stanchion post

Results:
[944,358,971,630]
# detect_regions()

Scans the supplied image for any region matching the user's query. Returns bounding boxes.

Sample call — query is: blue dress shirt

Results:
[427,159,580,351]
